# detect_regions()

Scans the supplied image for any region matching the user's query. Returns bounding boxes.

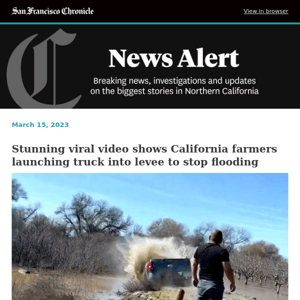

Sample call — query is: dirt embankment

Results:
[123,287,254,300]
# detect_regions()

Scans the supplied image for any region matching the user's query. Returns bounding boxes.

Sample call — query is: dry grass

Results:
[12,273,75,300]
[123,278,157,293]
[12,270,40,290]
[148,291,175,299]
[12,270,112,300]
[123,290,175,300]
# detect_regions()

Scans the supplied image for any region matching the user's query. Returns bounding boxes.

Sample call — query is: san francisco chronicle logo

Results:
[7,29,81,108]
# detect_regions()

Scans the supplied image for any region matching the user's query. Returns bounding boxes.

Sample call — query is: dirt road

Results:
[93,275,259,299]
[122,286,252,300]
[159,286,250,300]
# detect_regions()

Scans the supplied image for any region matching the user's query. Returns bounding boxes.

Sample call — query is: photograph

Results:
[11,173,288,300]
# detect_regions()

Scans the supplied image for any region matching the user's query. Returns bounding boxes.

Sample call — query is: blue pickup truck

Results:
[142,258,192,288]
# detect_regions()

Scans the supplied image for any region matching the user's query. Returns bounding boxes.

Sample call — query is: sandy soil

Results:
[162,287,252,300]
[123,286,253,300]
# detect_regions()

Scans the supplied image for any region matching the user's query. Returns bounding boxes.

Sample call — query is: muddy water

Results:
[96,276,128,300]
[224,276,288,300]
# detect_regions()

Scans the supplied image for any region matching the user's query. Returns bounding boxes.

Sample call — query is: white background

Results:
[1,109,295,298]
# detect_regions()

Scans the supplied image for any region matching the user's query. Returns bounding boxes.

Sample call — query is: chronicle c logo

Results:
[7,29,81,108]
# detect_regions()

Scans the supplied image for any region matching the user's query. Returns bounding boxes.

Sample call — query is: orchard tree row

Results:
[230,249,288,294]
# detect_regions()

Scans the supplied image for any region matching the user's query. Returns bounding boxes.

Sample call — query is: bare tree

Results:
[55,193,93,235]
[81,201,108,233]
[193,222,215,244]
[21,203,41,222]
[102,206,132,235]
[251,256,270,285]
[12,203,41,242]
[130,224,145,237]
[184,222,215,247]
[230,253,243,280]
[276,259,288,294]
[12,178,28,202]
[55,192,132,236]
[12,208,25,243]
[231,253,255,285]
[14,213,52,268]
[221,225,251,253]
[267,257,288,294]
[12,179,40,242]
[147,218,188,239]
[186,223,250,249]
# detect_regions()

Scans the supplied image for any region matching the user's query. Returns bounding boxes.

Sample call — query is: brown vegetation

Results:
[12,270,111,300]
[123,279,156,293]
[13,213,123,273]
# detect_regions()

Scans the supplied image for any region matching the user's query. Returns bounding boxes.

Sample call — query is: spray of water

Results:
[118,236,197,281]
[98,237,197,299]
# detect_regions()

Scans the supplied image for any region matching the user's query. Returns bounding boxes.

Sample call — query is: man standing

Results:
[193,230,236,300]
